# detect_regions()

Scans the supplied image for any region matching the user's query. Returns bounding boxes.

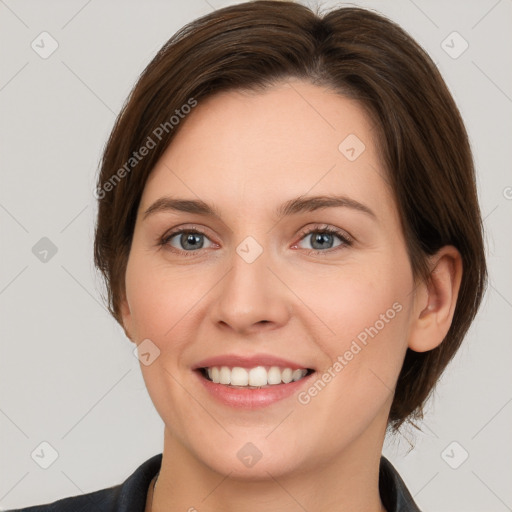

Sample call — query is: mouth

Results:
[198,365,315,389]
[192,354,317,408]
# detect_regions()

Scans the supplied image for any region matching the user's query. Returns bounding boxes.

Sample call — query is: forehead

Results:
[140,80,391,217]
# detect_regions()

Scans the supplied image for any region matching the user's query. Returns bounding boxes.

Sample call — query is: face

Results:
[122,80,420,479]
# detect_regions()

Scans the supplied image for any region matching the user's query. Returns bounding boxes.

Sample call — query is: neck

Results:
[151,425,387,512]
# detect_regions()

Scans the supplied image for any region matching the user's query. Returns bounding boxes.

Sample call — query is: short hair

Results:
[94,0,487,430]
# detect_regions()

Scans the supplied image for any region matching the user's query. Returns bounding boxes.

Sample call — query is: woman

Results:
[9,1,486,511]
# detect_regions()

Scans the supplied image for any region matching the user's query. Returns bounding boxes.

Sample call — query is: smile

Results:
[201,365,313,388]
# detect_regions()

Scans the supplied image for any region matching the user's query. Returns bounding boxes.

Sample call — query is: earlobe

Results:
[408,246,463,352]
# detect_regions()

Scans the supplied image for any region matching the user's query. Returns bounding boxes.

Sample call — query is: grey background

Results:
[0,0,511,510]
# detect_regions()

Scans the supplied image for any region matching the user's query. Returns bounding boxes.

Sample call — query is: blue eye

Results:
[162,229,213,252]
[160,224,352,257]
[296,226,352,253]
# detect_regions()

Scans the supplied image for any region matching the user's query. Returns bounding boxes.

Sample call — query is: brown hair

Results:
[94,0,487,429]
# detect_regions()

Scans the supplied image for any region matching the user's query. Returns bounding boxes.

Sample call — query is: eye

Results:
[159,224,353,256]
[161,228,214,253]
[295,225,353,253]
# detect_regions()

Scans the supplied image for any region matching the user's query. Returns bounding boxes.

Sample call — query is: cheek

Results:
[124,253,199,342]
[305,261,409,332]
[293,270,411,438]
[299,259,412,385]
[124,255,203,431]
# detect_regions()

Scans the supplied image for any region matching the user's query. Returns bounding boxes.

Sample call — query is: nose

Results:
[209,243,292,335]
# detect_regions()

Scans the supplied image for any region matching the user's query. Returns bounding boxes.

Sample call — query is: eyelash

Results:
[159,224,353,257]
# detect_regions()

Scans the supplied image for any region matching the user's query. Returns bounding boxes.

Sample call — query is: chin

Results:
[184,430,310,480]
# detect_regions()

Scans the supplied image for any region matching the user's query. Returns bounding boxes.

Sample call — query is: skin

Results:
[120,79,462,512]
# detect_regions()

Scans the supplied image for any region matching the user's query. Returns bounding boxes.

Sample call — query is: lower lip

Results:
[195,371,315,409]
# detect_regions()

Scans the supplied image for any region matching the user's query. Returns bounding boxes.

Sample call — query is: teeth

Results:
[292,369,305,381]
[231,367,249,386]
[210,367,219,383]
[203,366,309,387]
[267,366,282,385]
[249,366,267,386]
[281,368,293,384]
[219,366,231,385]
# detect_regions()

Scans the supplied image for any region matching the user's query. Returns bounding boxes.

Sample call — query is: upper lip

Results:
[193,353,314,371]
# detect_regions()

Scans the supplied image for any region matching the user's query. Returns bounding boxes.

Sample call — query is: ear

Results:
[408,246,463,352]
[119,293,136,344]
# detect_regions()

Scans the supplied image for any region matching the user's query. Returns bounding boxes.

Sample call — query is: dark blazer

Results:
[6,454,421,511]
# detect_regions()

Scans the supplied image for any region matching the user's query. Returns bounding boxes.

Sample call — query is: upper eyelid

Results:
[296,224,352,242]
[162,225,211,240]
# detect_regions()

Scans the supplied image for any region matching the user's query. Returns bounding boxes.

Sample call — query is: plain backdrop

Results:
[1,0,511,510]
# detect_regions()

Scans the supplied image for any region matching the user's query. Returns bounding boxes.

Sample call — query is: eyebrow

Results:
[143,194,376,221]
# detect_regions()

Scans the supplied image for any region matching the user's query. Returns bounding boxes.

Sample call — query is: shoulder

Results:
[5,486,121,512]
[379,456,422,512]
[5,454,162,512]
